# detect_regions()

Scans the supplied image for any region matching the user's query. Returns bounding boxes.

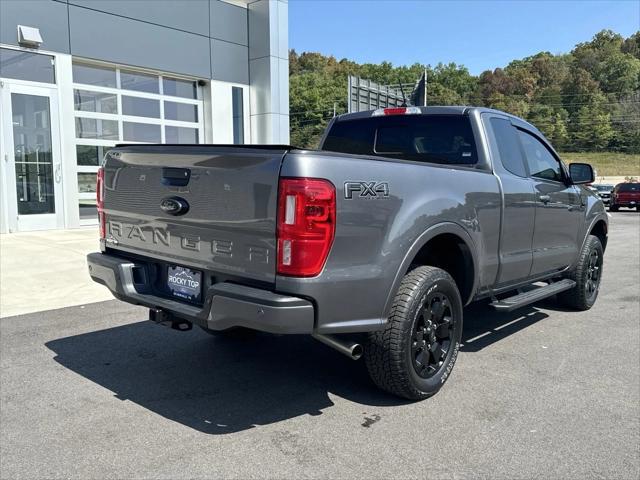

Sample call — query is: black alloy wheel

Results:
[585,248,602,303]
[411,292,455,379]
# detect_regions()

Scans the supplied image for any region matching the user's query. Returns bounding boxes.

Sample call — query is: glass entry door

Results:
[1,84,63,231]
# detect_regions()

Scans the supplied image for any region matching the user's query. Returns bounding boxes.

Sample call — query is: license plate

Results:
[167,265,202,303]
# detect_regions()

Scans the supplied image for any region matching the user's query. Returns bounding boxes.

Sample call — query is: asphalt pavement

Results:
[1,212,638,479]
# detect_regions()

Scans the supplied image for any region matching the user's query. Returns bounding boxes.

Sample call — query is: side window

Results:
[518,130,563,182]
[490,118,527,177]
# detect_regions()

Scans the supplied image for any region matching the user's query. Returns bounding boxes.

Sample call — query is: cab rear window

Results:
[617,183,639,192]
[322,115,477,165]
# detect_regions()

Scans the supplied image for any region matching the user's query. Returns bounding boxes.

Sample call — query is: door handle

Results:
[54,164,62,183]
[539,194,551,204]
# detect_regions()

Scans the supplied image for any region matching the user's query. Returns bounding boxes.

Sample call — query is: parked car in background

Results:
[593,184,614,205]
[610,183,640,211]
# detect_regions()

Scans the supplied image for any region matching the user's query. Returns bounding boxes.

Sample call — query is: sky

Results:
[289,0,640,74]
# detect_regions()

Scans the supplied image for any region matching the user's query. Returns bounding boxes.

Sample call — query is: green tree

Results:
[430,62,477,101]
[571,104,615,150]
[527,105,569,149]
[622,32,640,59]
[597,53,640,93]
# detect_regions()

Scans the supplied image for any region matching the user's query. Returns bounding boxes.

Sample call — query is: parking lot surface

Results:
[1,212,638,479]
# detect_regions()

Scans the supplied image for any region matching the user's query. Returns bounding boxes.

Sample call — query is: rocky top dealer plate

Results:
[167,265,202,303]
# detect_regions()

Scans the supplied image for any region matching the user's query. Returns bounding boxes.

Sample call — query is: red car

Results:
[610,182,640,211]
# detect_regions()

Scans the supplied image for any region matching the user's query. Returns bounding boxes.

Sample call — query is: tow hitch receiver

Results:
[149,308,192,331]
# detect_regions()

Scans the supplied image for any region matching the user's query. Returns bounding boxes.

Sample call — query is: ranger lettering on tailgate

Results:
[107,222,269,263]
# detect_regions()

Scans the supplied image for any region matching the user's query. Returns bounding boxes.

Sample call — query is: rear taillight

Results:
[277,178,336,277]
[96,167,105,239]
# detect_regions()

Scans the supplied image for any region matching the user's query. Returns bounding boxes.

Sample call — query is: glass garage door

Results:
[71,62,204,224]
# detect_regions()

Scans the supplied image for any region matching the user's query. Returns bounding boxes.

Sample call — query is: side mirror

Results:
[569,162,595,185]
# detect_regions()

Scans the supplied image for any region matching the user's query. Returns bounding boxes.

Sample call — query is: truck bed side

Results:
[276,150,501,333]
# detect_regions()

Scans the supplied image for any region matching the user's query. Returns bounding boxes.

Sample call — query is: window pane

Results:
[618,183,640,192]
[164,101,198,122]
[122,95,160,118]
[76,145,109,166]
[120,70,159,93]
[72,62,116,87]
[0,48,55,83]
[165,126,198,144]
[123,122,161,142]
[75,117,119,140]
[323,115,477,165]
[78,172,97,194]
[490,118,527,177]
[12,94,55,215]
[232,87,244,144]
[79,199,98,221]
[518,131,563,182]
[74,89,117,114]
[163,77,197,98]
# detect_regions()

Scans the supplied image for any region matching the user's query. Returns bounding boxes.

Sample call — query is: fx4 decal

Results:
[344,181,390,199]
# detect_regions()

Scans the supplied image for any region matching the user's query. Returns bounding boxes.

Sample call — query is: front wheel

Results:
[609,204,619,212]
[365,266,463,400]
[558,235,604,311]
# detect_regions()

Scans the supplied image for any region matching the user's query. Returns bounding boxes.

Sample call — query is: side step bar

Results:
[490,279,576,312]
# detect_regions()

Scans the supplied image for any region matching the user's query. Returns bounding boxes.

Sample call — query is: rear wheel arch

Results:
[383,223,478,317]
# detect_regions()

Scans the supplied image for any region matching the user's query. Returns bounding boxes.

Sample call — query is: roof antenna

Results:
[398,77,408,107]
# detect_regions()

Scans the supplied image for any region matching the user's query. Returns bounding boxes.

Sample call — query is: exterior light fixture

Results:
[17,25,43,48]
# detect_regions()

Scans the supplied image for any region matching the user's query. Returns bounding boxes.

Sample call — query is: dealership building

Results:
[0,0,289,233]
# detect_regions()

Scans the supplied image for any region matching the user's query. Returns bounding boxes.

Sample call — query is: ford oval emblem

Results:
[160,196,189,216]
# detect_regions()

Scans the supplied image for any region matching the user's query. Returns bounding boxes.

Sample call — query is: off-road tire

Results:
[558,235,603,311]
[365,266,463,400]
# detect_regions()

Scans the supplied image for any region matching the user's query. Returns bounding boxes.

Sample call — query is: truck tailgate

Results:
[102,145,288,284]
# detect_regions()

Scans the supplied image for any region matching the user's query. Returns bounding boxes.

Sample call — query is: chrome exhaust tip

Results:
[312,333,363,360]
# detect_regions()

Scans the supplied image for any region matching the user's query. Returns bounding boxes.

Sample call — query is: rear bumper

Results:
[87,252,314,334]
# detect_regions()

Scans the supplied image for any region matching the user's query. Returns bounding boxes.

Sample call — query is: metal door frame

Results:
[0,82,64,232]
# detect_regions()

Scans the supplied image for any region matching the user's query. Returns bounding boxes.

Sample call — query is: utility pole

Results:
[423,68,428,107]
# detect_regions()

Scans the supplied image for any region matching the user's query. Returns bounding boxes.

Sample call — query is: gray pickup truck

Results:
[87,106,608,400]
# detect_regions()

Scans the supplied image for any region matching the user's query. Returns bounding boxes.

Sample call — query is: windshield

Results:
[322,115,478,165]
[595,185,613,191]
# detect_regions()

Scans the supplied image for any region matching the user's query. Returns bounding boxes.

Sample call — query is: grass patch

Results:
[560,152,640,177]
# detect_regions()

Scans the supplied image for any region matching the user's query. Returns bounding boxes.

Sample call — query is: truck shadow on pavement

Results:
[46,320,393,435]
[461,299,551,352]
[45,300,555,435]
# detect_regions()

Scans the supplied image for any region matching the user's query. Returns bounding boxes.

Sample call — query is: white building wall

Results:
[208,81,251,144]
[248,0,290,144]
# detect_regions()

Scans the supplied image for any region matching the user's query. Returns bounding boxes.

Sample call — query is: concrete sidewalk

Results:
[0,228,113,318]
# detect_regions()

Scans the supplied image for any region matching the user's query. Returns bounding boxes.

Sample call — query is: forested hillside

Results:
[290,30,640,154]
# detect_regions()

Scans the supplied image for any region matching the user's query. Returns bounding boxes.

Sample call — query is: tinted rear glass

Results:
[322,115,477,165]
[617,183,639,192]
